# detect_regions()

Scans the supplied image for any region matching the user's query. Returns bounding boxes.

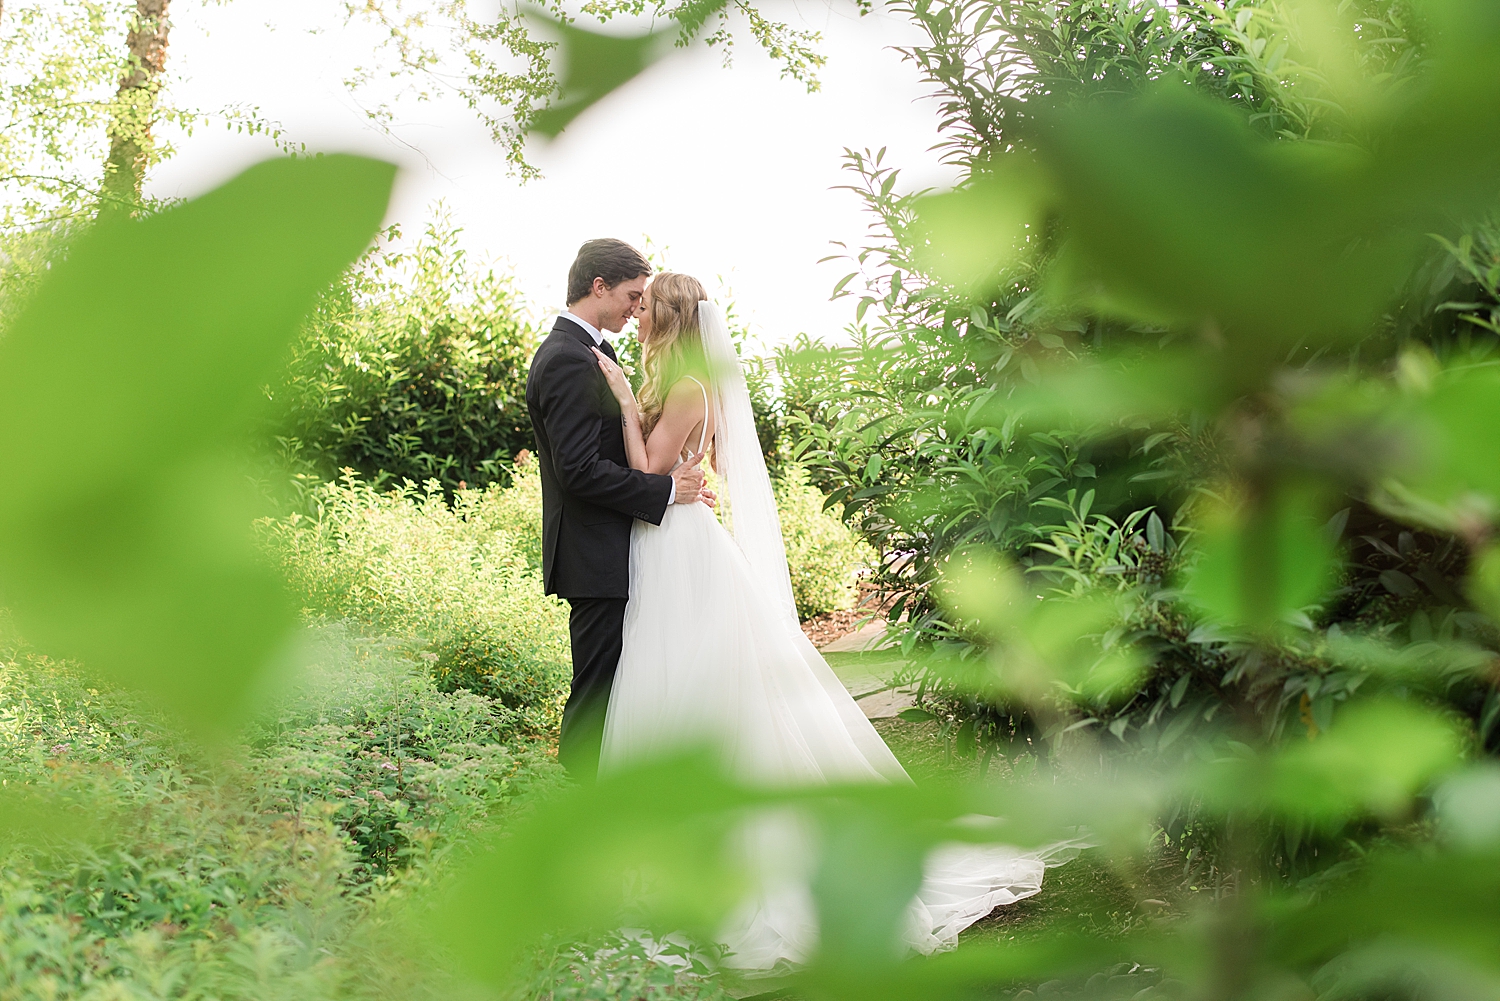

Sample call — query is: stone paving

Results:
[818,619,919,719]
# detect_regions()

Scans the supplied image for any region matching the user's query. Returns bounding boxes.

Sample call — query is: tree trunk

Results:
[100,0,171,215]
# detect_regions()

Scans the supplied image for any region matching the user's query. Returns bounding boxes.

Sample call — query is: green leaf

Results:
[1207,700,1463,824]
[1168,673,1189,708]
[0,155,395,737]
[529,10,702,138]
[910,155,1053,292]
[1183,486,1336,633]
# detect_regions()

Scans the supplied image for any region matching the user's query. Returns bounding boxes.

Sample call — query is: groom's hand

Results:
[700,486,718,509]
[671,451,706,505]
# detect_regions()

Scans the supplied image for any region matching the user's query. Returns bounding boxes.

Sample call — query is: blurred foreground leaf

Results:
[1202,699,1462,825]
[1183,486,1337,634]
[424,753,1134,989]
[528,7,705,138]
[0,155,395,737]
[941,551,1144,702]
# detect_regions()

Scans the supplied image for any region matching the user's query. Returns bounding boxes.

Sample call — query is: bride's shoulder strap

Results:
[682,376,710,454]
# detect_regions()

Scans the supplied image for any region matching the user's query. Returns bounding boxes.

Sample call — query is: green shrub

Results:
[775,465,875,620]
[268,212,538,495]
[468,450,544,571]
[0,625,557,999]
[515,933,732,1001]
[248,625,565,879]
[261,473,571,734]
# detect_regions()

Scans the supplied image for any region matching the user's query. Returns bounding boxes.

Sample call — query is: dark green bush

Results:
[268,212,537,495]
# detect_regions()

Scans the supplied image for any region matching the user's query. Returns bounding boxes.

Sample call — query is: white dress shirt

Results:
[559,311,675,504]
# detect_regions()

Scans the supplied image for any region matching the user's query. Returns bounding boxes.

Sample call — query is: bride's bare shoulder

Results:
[663,375,708,412]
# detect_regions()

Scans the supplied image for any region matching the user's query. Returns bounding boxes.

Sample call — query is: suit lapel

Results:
[553,315,597,349]
[554,315,619,363]
[552,316,620,416]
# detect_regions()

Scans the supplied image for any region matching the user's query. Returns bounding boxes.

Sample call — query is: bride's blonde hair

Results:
[639,272,709,440]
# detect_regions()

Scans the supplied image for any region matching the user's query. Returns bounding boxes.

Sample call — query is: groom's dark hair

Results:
[568,239,652,305]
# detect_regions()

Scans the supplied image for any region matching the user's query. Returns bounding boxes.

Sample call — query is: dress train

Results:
[601,501,1075,971]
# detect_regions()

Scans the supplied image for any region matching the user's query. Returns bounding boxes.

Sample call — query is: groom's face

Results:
[596,274,648,334]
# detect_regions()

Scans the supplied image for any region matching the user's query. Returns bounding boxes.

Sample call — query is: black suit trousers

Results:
[559,597,628,780]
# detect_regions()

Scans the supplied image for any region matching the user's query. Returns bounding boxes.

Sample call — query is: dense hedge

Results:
[268,215,536,495]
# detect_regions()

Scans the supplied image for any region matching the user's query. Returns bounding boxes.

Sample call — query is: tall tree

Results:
[100,0,171,213]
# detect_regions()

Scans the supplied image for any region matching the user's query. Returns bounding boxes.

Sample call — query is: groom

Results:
[525,238,708,779]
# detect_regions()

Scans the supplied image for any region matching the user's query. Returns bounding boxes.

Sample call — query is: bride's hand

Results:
[592,348,636,410]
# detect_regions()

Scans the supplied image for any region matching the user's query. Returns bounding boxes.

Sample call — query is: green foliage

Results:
[776,465,875,619]
[249,625,564,879]
[513,933,732,1001]
[261,471,571,734]
[270,212,538,497]
[339,0,825,176]
[0,624,555,999]
[0,155,393,737]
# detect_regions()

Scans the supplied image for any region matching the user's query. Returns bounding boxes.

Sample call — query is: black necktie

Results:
[599,338,618,363]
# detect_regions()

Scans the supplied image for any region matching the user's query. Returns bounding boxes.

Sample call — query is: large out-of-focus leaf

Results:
[940,550,1143,702]
[1467,542,1500,624]
[424,751,1126,990]
[1202,699,1462,824]
[1433,765,1500,850]
[1272,848,1500,976]
[810,803,927,968]
[426,754,751,987]
[529,8,703,138]
[911,155,1053,293]
[1183,486,1336,633]
[982,349,1216,431]
[1036,86,1415,349]
[1378,368,1500,532]
[0,155,396,737]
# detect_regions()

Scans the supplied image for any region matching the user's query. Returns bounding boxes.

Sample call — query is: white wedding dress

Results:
[599,303,1074,972]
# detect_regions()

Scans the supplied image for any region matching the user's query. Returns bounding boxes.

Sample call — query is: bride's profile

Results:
[590,272,1073,971]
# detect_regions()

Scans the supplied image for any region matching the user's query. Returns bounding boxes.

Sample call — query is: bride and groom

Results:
[524,239,1067,970]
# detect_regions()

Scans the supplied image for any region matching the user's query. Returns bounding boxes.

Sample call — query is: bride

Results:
[589,272,1069,971]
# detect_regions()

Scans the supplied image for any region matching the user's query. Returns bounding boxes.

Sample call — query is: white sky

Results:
[147,1,960,345]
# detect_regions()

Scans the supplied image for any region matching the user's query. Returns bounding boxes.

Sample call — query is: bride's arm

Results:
[594,355,708,477]
[592,348,650,472]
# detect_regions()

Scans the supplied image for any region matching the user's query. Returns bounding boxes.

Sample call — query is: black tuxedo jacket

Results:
[525,316,673,599]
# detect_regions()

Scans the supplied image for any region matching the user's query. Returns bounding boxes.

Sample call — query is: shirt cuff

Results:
[667,479,676,504]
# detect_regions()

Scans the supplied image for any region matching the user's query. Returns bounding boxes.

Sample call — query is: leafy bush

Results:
[474,450,545,571]
[248,625,564,879]
[775,464,875,619]
[268,212,538,496]
[514,933,732,1001]
[261,472,571,734]
[0,624,555,999]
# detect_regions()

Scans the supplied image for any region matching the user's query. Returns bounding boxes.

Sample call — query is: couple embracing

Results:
[525,239,1069,970]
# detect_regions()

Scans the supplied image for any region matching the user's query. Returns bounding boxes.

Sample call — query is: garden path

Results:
[816,619,918,719]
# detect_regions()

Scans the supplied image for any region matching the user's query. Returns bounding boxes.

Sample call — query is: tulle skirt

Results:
[600,502,1069,971]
